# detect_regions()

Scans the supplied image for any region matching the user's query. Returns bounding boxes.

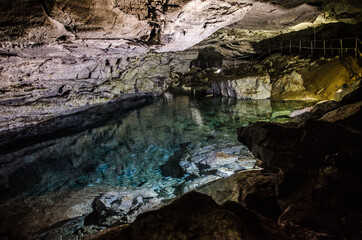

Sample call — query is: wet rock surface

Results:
[1,1,361,239]
[236,93,362,238]
[0,40,198,133]
[89,87,362,240]
[89,191,290,240]
[0,93,156,154]
[1,95,314,239]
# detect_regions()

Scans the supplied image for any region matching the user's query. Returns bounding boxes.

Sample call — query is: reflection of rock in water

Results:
[0,96,311,202]
[211,97,272,117]
[232,99,272,117]
[0,95,315,239]
[190,107,204,126]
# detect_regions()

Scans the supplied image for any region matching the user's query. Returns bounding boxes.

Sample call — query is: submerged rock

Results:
[89,92,362,240]
[160,144,188,178]
[85,189,160,226]
[182,175,221,193]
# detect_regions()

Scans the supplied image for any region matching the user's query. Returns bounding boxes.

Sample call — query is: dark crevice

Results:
[39,0,52,18]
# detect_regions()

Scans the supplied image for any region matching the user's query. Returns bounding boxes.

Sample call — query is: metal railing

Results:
[224,37,362,68]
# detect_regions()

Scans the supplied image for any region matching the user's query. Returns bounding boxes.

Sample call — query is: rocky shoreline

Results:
[87,83,362,240]
[0,0,361,239]
[0,93,156,154]
[0,58,361,239]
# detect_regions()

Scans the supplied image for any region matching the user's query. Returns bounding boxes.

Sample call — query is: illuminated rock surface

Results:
[89,84,362,240]
[0,0,361,132]
[0,0,361,239]
[0,96,313,239]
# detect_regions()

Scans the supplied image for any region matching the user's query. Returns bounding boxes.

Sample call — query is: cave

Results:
[190,48,223,69]
[0,0,361,239]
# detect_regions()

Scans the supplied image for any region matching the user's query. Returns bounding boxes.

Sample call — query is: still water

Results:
[0,95,313,201]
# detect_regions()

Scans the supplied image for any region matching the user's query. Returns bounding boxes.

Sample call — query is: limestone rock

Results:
[334,80,362,102]
[89,192,289,240]
[180,145,257,183]
[319,101,362,130]
[0,42,197,133]
[212,73,271,99]
[273,71,305,93]
[238,119,362,170]
[291,100,339,121]
[236,104,362,238]
[85,189,160,226]
[182,175,221,193]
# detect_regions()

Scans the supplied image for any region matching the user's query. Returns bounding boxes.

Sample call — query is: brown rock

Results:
[319,101,362,130]
[237,103,362,239]
[90,191,290,240]
[91,192,244,240]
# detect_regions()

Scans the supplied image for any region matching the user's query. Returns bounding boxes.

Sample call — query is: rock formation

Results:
[0,0,362,239]
[212,73,271,99]
[88,82,362,240]
[1,0,361,135]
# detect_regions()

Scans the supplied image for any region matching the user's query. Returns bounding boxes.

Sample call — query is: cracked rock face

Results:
[0,0,361,133]
[2,0,360,46]
[212,73,272,99]
[0,39,197,132]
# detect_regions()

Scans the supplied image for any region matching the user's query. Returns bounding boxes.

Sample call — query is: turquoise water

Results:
[1,95,314,200]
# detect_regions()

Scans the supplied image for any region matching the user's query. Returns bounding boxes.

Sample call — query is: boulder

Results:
[237,104,362,239]
[237,119,361,170]
[319,101,362,130]
[84,189,159,226]
[273,71,305,93]
[212,73,271,99]
[89,192,290,240]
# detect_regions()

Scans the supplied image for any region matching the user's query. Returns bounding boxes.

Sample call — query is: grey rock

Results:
[273,71,305,93]
[182,175,221,193]
[212,73,271,99]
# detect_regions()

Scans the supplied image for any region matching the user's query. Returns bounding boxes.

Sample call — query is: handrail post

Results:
[299,40,301,54]
[356,38,358,57]
[313,27,316,48]
[340,39,343,56]
[311,41,313,55]
[323,40,326,56]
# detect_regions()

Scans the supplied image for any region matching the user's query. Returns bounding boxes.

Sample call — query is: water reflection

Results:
[0,95,314,201]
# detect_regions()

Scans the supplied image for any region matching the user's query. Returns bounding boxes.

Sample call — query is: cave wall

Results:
[0,0,361,134]
[0,0,192,41]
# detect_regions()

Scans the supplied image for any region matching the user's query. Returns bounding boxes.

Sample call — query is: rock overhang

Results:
[0,0,361,134]
[1,0,361,50]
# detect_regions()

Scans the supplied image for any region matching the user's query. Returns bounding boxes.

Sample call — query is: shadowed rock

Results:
[90,191,290,240]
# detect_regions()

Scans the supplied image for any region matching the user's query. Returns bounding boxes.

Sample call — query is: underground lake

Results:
[0,95,314,238]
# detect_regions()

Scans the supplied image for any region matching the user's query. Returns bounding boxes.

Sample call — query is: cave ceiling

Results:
[0,0,361,53]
